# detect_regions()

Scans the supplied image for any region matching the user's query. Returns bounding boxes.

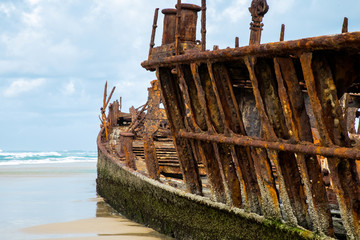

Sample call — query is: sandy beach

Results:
[0,157,172,240]
[22,197,173,240]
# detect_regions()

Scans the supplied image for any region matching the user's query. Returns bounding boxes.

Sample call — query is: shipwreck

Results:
[97,0,360,239]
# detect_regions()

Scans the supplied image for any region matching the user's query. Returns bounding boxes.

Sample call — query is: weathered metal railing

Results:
[143,0,360,239]
[178,130,360,160]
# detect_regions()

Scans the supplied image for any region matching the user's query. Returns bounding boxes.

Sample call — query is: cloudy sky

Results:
[0,0,359,151]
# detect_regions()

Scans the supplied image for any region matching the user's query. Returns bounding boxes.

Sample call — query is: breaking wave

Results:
[0,151,97,166]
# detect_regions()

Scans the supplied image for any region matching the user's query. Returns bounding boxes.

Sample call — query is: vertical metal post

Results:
[120,96,122,111]
[144,136,160,180]
[342,17,348,33]
[175,0,182,55]
[201,0,207,51]
[149,8,160,58]
[280,24,285,41]
[121,132,137,170]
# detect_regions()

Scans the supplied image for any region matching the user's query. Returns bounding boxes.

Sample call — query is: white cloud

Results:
[220,0,249,22]
[22,6,42,27]
[62,80,75,95]
[0,3,15,17]
[3,78,46,97]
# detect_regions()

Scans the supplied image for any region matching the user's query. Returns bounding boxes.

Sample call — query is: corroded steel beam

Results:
[120,132,137,170]
[142,32,360,69]
[300,52,360,239]
[209,62,263,214]
[177,130,360,161]
[274,57,333,235]
[190,63,241,207]
[144,136,160,180]
[157,67,203,195]
[245,56,310,228]
[177,64,227,203]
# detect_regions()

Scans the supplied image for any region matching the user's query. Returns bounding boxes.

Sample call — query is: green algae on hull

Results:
[96,140,333,240]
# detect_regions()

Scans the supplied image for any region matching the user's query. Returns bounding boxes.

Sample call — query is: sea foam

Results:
[0,151,96,166]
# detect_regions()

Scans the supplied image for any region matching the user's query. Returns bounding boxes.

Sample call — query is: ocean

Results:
[0,150,172,240]
[0,150,97,167]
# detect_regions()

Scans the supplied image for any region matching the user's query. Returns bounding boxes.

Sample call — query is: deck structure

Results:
[141,0,360,239]
[97,0,360,239]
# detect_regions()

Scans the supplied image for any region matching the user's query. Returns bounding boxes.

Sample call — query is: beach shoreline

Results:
[0,157,172,240]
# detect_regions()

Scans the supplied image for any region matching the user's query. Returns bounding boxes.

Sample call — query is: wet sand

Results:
[0,162,172,240]
[23,198,173,240]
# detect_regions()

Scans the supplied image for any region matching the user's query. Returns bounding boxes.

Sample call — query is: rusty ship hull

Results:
[97,129,322,240]
[97,1,360,239]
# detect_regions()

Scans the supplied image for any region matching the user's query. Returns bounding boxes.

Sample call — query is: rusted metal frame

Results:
[144,136,160,180]
[177,130,360,160]
[299,53,333,146]
[142,32,360,69]
[127,101,149,133]
[247,57,311,228]
[208,62,264,214]
[195,140,226,203]
[251,147,281,219]
[201,0,206,51]
[275,57,333,235]
[175,0,182,55]
[190,62,234,206]
[206,62,229,131]
[274,57,333,235]
[177,64,226,202]
[244,56,299,226]
[228,146,247,208]
[316,57,350,147]
[217,60,279,218]
[211,142,233,206]
[300,53,360,239]
[207,61,248,210]
[101,113,109,141]
[177,65,202,131]
[105,87,116,111]
[142,81,162,180]
[244,57,277,140]
[156,67,202,195]
[121,133,137,170]
[221,64,248,136]
[340,93,350,134]
[148,8,159,58]
[190,63,215,133]
[273,59,296,140]
[103,81,107,110]
[101,83,116,141]
[192,62,244,208]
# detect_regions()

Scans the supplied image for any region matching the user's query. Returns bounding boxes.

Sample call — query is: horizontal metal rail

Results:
[178,130,360,160]
[142,31,360,69]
